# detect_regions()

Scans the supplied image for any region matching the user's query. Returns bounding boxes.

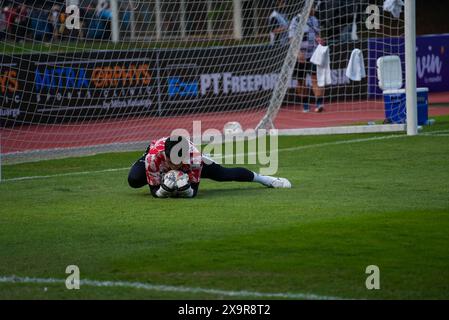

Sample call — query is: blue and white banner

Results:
[368,34,449,96]
[416,34,449,92]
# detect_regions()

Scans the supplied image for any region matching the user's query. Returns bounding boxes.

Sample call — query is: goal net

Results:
[0,0,407,163]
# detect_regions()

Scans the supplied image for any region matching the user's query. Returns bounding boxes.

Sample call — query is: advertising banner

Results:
[1,43,368,126]
[0,55,24,122]
[1,46,283,126]
[1,50,158,126]
[157,45,284,116]
[416,34,449,92]
[368,34,449,97]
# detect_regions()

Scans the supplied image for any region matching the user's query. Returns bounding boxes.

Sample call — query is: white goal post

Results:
[0,0,417,165]
[405,0,418,136]
[255,0,417,134]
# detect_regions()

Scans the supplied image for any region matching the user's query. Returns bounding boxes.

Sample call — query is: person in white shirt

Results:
[268,0,289,46]
[289,6,325,113]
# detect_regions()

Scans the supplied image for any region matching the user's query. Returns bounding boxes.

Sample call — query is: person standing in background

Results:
[0,7,7,40]
[15,3,30,42]
[289,5,325,113]
[48,4,61,42]
[3,5,16,40]
[268,0,289,46]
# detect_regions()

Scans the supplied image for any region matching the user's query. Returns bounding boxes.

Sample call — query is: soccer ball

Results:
[163,170,189,191]
[224,121,243,135]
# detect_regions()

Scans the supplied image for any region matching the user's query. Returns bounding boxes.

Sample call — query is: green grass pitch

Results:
[1,116,449,299]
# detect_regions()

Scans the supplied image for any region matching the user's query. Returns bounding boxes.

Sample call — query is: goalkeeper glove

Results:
[176,186,194,198]
[174,174,194,198]
[155,173,177,198]
[155,187,171,198]
[161,172,177,191]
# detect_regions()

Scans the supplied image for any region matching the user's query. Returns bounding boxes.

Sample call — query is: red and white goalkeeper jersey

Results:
[144,137,203,186]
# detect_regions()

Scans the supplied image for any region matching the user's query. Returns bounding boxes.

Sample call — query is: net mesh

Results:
[0,0,406,162]
[277,0,406,129]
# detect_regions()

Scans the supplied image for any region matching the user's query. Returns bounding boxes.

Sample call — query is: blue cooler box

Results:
[383,88,429,125]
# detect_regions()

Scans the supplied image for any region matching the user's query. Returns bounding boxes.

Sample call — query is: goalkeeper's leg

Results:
[201,163,291,188]
[311,68,325,113]
[128,155,147,188]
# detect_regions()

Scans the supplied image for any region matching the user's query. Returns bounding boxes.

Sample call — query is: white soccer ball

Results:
[224,121,243,135]
[164,170,189,190]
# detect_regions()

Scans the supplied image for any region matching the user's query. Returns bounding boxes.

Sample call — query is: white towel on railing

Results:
[351,12,358,41]
[383,0,404,18]
[310,44,332,87]
[346,49,366,81]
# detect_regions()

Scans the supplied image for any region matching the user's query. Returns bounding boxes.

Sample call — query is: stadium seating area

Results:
[0,1,131,42]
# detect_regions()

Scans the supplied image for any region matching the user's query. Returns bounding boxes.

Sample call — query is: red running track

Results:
[1,93,449,154]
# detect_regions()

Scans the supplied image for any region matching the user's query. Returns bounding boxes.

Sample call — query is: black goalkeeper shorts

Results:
[293,60,316,80]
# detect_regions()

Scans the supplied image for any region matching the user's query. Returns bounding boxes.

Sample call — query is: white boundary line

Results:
[277,124,406,136]
[3,167,129,182]
[1,125,406,165]
[427,134,449,137]
[0,275,344,300]
[2,131,447,183]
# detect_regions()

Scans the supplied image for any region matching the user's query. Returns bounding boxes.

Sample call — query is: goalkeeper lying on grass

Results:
[128,136,291,198]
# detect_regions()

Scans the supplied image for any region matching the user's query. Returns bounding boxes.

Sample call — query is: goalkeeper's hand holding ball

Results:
[155,171,177,198]
[175,172,194,198]
[156,170,194,198]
